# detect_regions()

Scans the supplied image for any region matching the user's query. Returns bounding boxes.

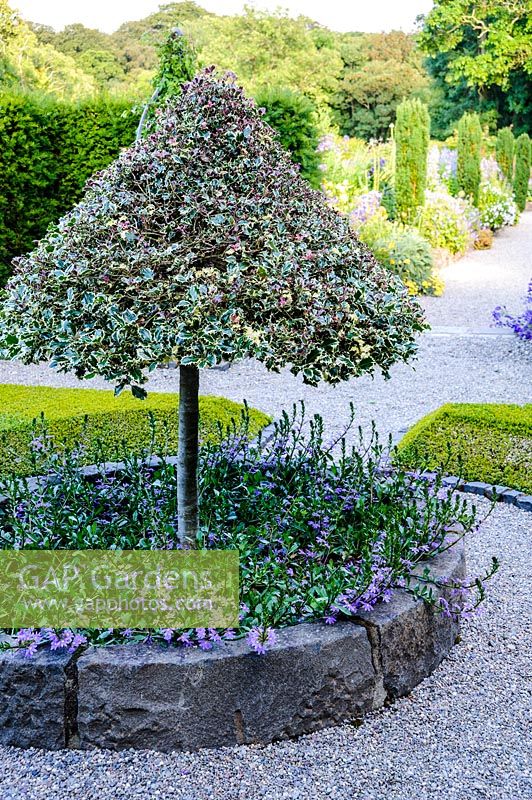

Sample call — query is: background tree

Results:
[513,133,531,211]
[419,0,532,135]
[0,71,425,545]
[333,32,428,140]
[457,112,482,205]
[395,98,430,221]
[496,127,515,181]
[196,8,343,110]
[0,0,96,100]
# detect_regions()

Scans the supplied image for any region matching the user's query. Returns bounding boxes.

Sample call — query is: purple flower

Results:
[246,626,277,655]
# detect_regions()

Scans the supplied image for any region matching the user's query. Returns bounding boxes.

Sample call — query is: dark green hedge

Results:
[397,403,532,494]
[255,87,321,188]
[0,94,138,285]
[0,384,271,478]
[0,89,321,285]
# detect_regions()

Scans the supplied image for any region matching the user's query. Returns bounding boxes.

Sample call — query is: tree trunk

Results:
[177,365,199,547]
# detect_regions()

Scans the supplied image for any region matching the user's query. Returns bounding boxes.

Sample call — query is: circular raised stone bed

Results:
[0,541,464,752]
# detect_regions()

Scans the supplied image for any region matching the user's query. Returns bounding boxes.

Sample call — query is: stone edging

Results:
[440,475,532,512]
[0,541,464,753]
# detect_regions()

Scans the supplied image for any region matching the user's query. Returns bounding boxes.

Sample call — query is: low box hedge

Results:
[0,384,271,478]
[397,403,532,494]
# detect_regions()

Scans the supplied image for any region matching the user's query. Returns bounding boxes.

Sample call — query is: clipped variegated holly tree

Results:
[0,70,425,546]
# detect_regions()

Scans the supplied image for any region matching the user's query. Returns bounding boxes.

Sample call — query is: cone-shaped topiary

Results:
[395,98,430,222]
[457,112,482,206]
[513,133,531,212]
[496,127,515,183]
[0,69,425,543]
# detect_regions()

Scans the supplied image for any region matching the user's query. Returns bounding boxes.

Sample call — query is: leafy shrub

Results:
[0,384,270,477]
[357,213,441,296]
[0,94,138,285]
[2,406,493,656]
[495,127,514,182]
[416,189,475,254]
[513,133,531,212]
[457,112,482,205]
[397,403,532,494]
[493,280,532,342]
[478,178,518,229]
[395,98,430,221]
[255,86,321,187]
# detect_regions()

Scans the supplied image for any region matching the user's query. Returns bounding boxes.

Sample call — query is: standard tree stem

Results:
[177,365,199,547]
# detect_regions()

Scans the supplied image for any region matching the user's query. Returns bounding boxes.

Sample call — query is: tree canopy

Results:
[0,70,424,394]
[420,0,532,135]
[0,0,96,100]
[419,0,532,91]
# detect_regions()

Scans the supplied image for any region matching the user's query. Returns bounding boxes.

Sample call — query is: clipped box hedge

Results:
[397,403,532,494]
[0,384,271,478]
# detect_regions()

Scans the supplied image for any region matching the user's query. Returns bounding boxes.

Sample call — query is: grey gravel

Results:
[420,210,532,329]
[0,210,531,798]
[0,499,530,800]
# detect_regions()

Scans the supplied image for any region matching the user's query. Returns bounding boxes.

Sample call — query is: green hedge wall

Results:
[397,403,532,494]
[0,90,322,284]
[0,95,138,286]
[0,384,271,478]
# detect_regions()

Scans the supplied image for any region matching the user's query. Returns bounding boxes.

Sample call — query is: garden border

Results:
[0,540,465,753]
[1,457,530,753]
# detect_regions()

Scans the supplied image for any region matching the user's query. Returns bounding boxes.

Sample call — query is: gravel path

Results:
[420,210,532,329]
[0,215,531,799]
[0,498,530,800]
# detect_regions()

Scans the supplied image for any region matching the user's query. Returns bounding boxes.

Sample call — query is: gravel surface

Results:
[419,210,532,330]
[0,210,530,799]
[0,498,530,800]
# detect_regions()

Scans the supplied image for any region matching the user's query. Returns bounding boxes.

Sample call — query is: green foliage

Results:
[397,403,532,494]
[419,1,532,92]
[0,406,484,644]
[254,87,320,186]
[355,209,441,296]
[194,8,343,109]
[364,223,439,296]
[513,133,531,212]
[416,190,474,255]
[457,112,482,205]
[478,177,518,229]
[420,3,532,138]
[332,32,427,141]
[153,27,197,100]
[0,94,137,284]
[0,384,270,477]
[395,98,430,221]
[0,1,97,99]
[495,127,515,181]
[0,70,425,395]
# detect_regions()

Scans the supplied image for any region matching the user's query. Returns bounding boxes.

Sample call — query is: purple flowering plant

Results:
[493,280,532,341]
[0,405,497,657]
